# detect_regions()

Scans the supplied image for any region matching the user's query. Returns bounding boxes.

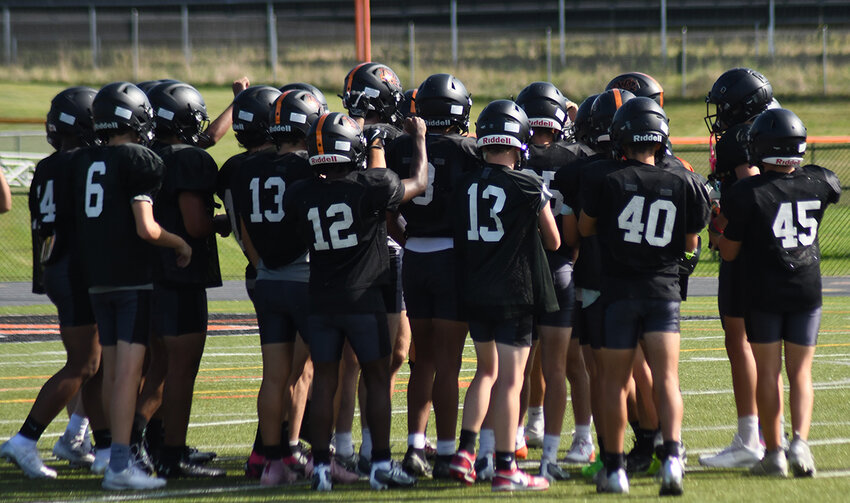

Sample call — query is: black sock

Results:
[161,444,183,465]
[663,440,682,460]
[597,435,605,455]
[299,401,312,443]
[438,454,453,463]
[93,429,112,449]
[495,451,514,471]
[279,423,292,457]
[19,415,46,441]
[313,448,331,465]
[265,444,283,461]
[458,429,477,454]
[372,448,391,463]
[603,451,625,474]
[629,420,640,436]
[252,428,264,456]
[637,428,657,454]
[130,413,148,446]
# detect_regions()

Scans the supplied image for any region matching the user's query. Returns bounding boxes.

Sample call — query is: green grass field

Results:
[1,296,849,501]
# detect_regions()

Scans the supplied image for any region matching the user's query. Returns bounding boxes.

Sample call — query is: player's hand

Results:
[367,126,388,147]
[403,116,427,138]
[213,214,232,238]
[232,77,250,97]
[343,90,370,118]
[565,100,579,121]
[175,240,192,268]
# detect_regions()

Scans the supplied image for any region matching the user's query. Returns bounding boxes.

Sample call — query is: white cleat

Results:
[103,464,166,490]
[1,438,57,479]
[53,432,95,468]
[698,434,763,468]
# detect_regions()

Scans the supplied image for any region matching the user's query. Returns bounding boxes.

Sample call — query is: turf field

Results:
[1,296,849,501]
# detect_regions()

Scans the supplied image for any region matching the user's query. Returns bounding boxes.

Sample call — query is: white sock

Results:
[334,431,354,458]
[527,406,543,422]
[66,414,89,439]
[738,415,759,448]
[11,433,36,449]
[515,426,526,449]
[408,432,426,449]
[436,439,455,456]
[542,434,560,462]
[575,423,592,441]
[479,429,495,456]
[359,428,372,459]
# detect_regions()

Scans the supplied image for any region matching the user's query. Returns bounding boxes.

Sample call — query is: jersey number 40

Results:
[618,195,676,247]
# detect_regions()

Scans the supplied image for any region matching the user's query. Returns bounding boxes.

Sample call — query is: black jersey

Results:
[29,150,78,293]
[231,150,313,269]
[583,158,710,302]
[73,143,164,288]
[722,165,840,312]
[385,132,479,238]
[285,168,404,313]
[452,163,558,320]
[152,142,222,288]
[553,152,607,215]
[525,141,584,260]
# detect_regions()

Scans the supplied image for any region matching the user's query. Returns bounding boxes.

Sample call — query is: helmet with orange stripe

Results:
[341,62,404,125]
[267,90,324,146]
[400,89,417,119]
[588,88,635,152]
[606,72,664,108]
[279,82,329,113]
[306,112,367,173]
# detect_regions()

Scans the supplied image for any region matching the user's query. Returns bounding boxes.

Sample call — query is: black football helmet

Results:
[306,112,367,172]
[747,108,807,168]
[147,82,209,146]
[400,89,417,119]
[341,62,403,125]
[610,97,669,158]
[515,81,570,140]
[46,86,97,150]
[232,85,281,148]
[588,88,635,149]
[571,94,599,146]
[267,89,324,143]
[705,68,773,137]
[279,82,329,113]
[606,72,664,107]
[92,82,155,146]
[475,99,531,165]
[415,73,472,133]
[136,79,181,95]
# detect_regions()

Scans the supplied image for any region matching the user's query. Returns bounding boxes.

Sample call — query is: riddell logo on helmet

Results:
[94,121,119,131]
[425,118,452,126]
[481,136,513,145]
[309,154,349,165]
[269,124,293,133]
[631,133,663,143]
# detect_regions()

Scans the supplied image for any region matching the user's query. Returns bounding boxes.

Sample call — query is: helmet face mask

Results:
[341,62,404,125]
[516,81,569,141]
[415,73,472,133]
[306,112,367,174]
[704,67,773,137]
[46,86,97,150]
[746,108,807,168]
[92,82,155,146]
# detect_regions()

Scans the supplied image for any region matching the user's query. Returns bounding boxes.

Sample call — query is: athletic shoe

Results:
[260,459,297,485]
[625,447,653,475]
[91,448,110,475]
[335,452,358,473]
[330,457,359,484]
[423,438,437,461]
[515,443,528,460]
[449,450,476,485]
[402,446,432,478]
[185,446,217,465]
[432,455,452,479]
[156,457,226,479]
[788,436,816,477]
[474,452,495,481]
[698,434,763,468]
[597,467,629,494]
[659,456,684,496]
[749,450,788,478]
[564,433,596,464]
[646,453,663,476]
[0,438,57,479]
[525,420,544,448]
[311,463,332,491]
[103,464,166,490]
[492,467,549,492]
[53,431,95,468]
[581,459,604,479]
[370,460,417,490]
[357,453,372,477]
[244,450,265,479]
[130,442,154,475]
[540,458,570,481]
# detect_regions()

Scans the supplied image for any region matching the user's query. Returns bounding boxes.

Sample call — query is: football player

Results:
[284,112,428,491]
[2,87,103,478]
[384,73,478,479]
[700,67,776,469]
[130,81,225,479]
[718,108,839,477]
[515,81,589,481]
[579,97,710,495]
[448,100,558,492]
[335,62,410,474]
[75,82,191,490]
[231,89,329,485]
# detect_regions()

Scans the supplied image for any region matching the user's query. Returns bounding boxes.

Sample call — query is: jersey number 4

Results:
[466,182,506,242]
[773,200,820,248]
[307,203,358,250]
[618,195,676,247]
